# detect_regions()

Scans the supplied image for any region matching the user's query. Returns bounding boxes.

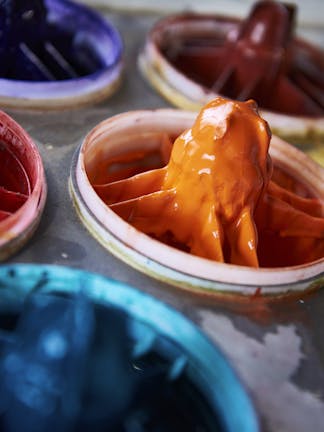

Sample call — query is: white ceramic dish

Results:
[139,13,324,150]
[0,111,47,260]
[0,0,123,111]
[70,109,324,297]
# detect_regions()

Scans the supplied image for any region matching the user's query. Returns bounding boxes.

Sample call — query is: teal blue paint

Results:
[0,264,259,431]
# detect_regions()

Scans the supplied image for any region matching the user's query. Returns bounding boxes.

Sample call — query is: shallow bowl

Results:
[0,0,123,110]
[0,111,46,260]
[0,263,259,432]
[139,13,324,152]
[70,109,324,297]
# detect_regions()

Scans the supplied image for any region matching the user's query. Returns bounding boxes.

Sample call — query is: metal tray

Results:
[4,8,324,432]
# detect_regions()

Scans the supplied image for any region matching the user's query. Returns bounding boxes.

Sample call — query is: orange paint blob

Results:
[92,98,324,267]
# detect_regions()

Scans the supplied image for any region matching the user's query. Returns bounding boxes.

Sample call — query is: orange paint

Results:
[93,97,324,267]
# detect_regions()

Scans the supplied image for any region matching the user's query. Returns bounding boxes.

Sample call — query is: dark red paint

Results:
[159,1,324,116]
[0,142,29,220]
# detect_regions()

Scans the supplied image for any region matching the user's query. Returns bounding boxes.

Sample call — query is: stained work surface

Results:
[5,10,324,432]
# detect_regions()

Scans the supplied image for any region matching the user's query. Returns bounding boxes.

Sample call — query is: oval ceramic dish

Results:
[70,109,324,297]
[0,111,46,260]
[0,263,259,432]
[0,0,123,110]
[138,13,324,149]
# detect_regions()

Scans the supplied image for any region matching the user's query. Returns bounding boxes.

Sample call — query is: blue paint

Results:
[0,264,259,431]
[0,0,122,81]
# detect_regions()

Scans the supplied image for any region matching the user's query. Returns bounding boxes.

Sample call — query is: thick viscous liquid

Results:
[89,98,324,267]
[159,1,324,117]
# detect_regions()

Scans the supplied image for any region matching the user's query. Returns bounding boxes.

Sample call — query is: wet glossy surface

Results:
[0,112,36,226]
[5,9,324,431]
[0,110,46,260]
[159,1,324,117]
[91,98,324,267]
[1,265,255,431]
[0,143,30,220]
[0,0,119,81]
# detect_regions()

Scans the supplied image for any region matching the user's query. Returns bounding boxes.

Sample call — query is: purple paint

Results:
[0,0,123,107]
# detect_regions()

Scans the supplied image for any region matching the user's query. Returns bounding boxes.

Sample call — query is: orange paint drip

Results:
[94,97,324,267]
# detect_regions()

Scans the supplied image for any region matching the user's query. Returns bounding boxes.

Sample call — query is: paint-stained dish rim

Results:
[0,0,123,110]
[70,109,324,296]
[0,263,259,432]
[138,13,324,145]
[0,111,47,260]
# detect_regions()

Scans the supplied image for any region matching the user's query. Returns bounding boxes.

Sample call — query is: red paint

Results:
[0,142,30,220]
[0,111,46,258]
[159,1,324,117]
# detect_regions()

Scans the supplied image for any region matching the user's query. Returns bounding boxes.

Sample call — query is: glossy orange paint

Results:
[92,98,324,267]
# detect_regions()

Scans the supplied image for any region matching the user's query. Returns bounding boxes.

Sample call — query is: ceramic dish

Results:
[79,0,324,27]
[0,0,123,110]
[70,109,324,297]
[139,9,324,149]
[0,263,259,432]
[0,111,46,260]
